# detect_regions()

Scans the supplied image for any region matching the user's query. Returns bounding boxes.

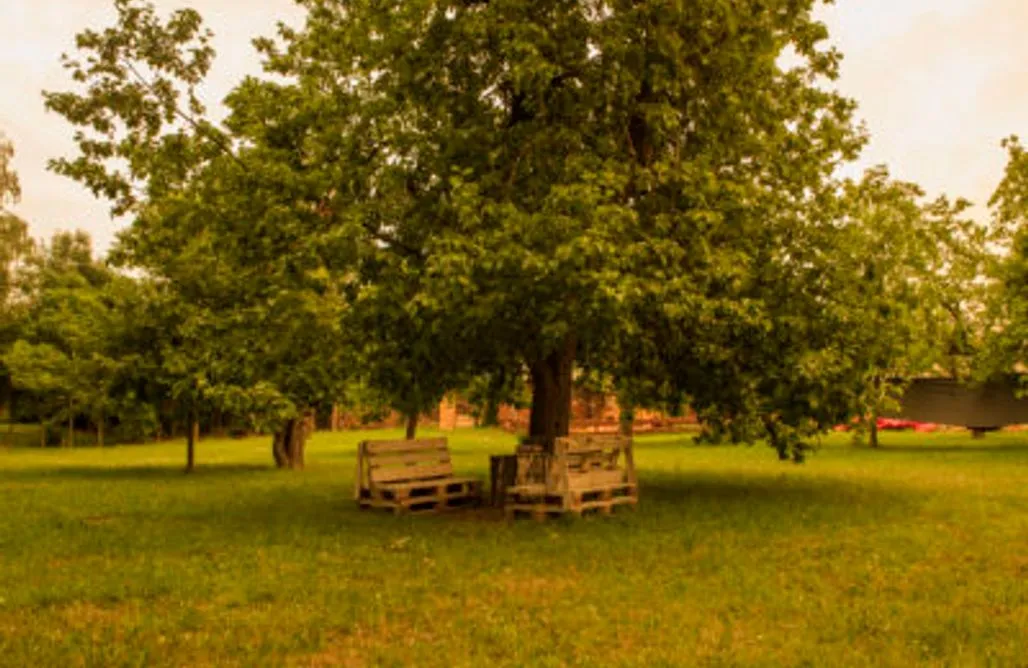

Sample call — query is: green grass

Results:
[1,428,1026,667]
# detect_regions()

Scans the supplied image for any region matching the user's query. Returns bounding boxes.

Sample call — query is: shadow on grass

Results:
[0,463,274,483]
[189,468,923,542]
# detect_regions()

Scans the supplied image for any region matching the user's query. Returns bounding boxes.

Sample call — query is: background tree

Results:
[0,132,34,442]
[831,168,986,447]
[46,0,353,468]
[5,231,120,446]
[980,136,1028,387]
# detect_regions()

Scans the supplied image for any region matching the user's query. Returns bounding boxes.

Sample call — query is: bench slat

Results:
[370,452,451,468]
[364,438,448,454]
[371,463,455,484]
[568,469,628,490]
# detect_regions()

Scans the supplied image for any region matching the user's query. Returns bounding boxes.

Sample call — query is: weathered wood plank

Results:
[370,452,452,468]
[371,463,454,483]
[363,438,448,454]
[567,469,627,490]
[374,475,480,491]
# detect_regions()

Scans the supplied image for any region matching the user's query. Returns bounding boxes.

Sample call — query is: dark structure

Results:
[889,378,1028,430]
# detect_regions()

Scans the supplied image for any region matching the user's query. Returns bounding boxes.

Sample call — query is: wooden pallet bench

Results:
[505,434,638,519]
[355,438,483,514]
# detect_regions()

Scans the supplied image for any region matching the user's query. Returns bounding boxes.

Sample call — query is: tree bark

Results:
[330,403,340,432]
[185,420,195,473]
[40,419,46,448]
[67,399,74,448]
[619,400,635,437]
[405,412,418,440]
[527,335,576,452]
[97,412,104,448]
[3,394,14,448]
[480,370,506,428]
[869,376,881,448]
[215,407,226,437]
[481,399,500,429]
[272,415,309,469]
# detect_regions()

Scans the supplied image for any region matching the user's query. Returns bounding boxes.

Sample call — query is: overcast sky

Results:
[3,0,1027,252]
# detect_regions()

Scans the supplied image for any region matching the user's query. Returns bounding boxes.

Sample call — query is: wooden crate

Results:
[355,438,483,514]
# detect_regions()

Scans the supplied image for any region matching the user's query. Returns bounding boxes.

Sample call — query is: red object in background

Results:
[833,418,939,432]
[876,418,918,430]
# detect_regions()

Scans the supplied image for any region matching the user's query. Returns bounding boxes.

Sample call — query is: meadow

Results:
[0,427,1026,666]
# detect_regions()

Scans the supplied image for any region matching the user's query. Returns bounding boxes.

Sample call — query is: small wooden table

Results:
[488,454,518,507]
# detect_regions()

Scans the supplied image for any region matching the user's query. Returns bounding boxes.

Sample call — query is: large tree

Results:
[239,0,863,455]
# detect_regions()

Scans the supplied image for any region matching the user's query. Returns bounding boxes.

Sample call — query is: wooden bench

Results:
[506,434,638,519]
[355,438,483,514]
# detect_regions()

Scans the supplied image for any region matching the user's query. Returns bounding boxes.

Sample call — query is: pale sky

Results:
[2,0,1027,252]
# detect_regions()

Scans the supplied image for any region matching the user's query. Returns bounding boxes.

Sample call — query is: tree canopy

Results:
[21,0,1001,463]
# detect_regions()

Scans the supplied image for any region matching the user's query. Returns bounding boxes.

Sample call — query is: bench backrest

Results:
[514,434,637,492]
[356,438,454,494]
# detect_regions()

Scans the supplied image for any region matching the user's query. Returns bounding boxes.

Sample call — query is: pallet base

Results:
[504,484,637,520]
[358,479,483,515]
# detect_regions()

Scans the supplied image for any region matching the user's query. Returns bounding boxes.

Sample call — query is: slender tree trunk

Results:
[869,377,881,448]
[481,399,500,429]
[405,412,418,440]
[185,420,195,474]
[97,412,104,448]
[480,370,506,428]
[330,403,340,432]
[67,399,74,448]
[212,407,224,437]
[182,415,198,472]
[619,399,635,437]
[527,335,576,452]
[3,394,14,448]
[40,419,46,448]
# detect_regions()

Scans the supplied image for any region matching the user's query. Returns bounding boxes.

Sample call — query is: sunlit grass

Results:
[1,427,1026,666]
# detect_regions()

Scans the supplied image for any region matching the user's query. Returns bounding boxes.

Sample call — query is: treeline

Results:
[4,1,1028,468]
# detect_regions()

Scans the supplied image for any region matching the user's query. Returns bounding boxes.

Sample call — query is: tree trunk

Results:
[97,412,104,448]
[40,419,46,448]
[212,407,224,437]
[67,399,74,448]
[330,403,340,432]
[272,415,309,469]
[185,421,195,473]
[527,335,576,452]
[869,377,881,448]
[619,400,635,437]
[480,370,506,428]
[481,399,500,429]
[405,412,418,440]
[182,415,198,472]
[3,394,14,448]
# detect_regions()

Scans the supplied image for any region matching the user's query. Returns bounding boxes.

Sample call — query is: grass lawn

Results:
[1,427,1026,667]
